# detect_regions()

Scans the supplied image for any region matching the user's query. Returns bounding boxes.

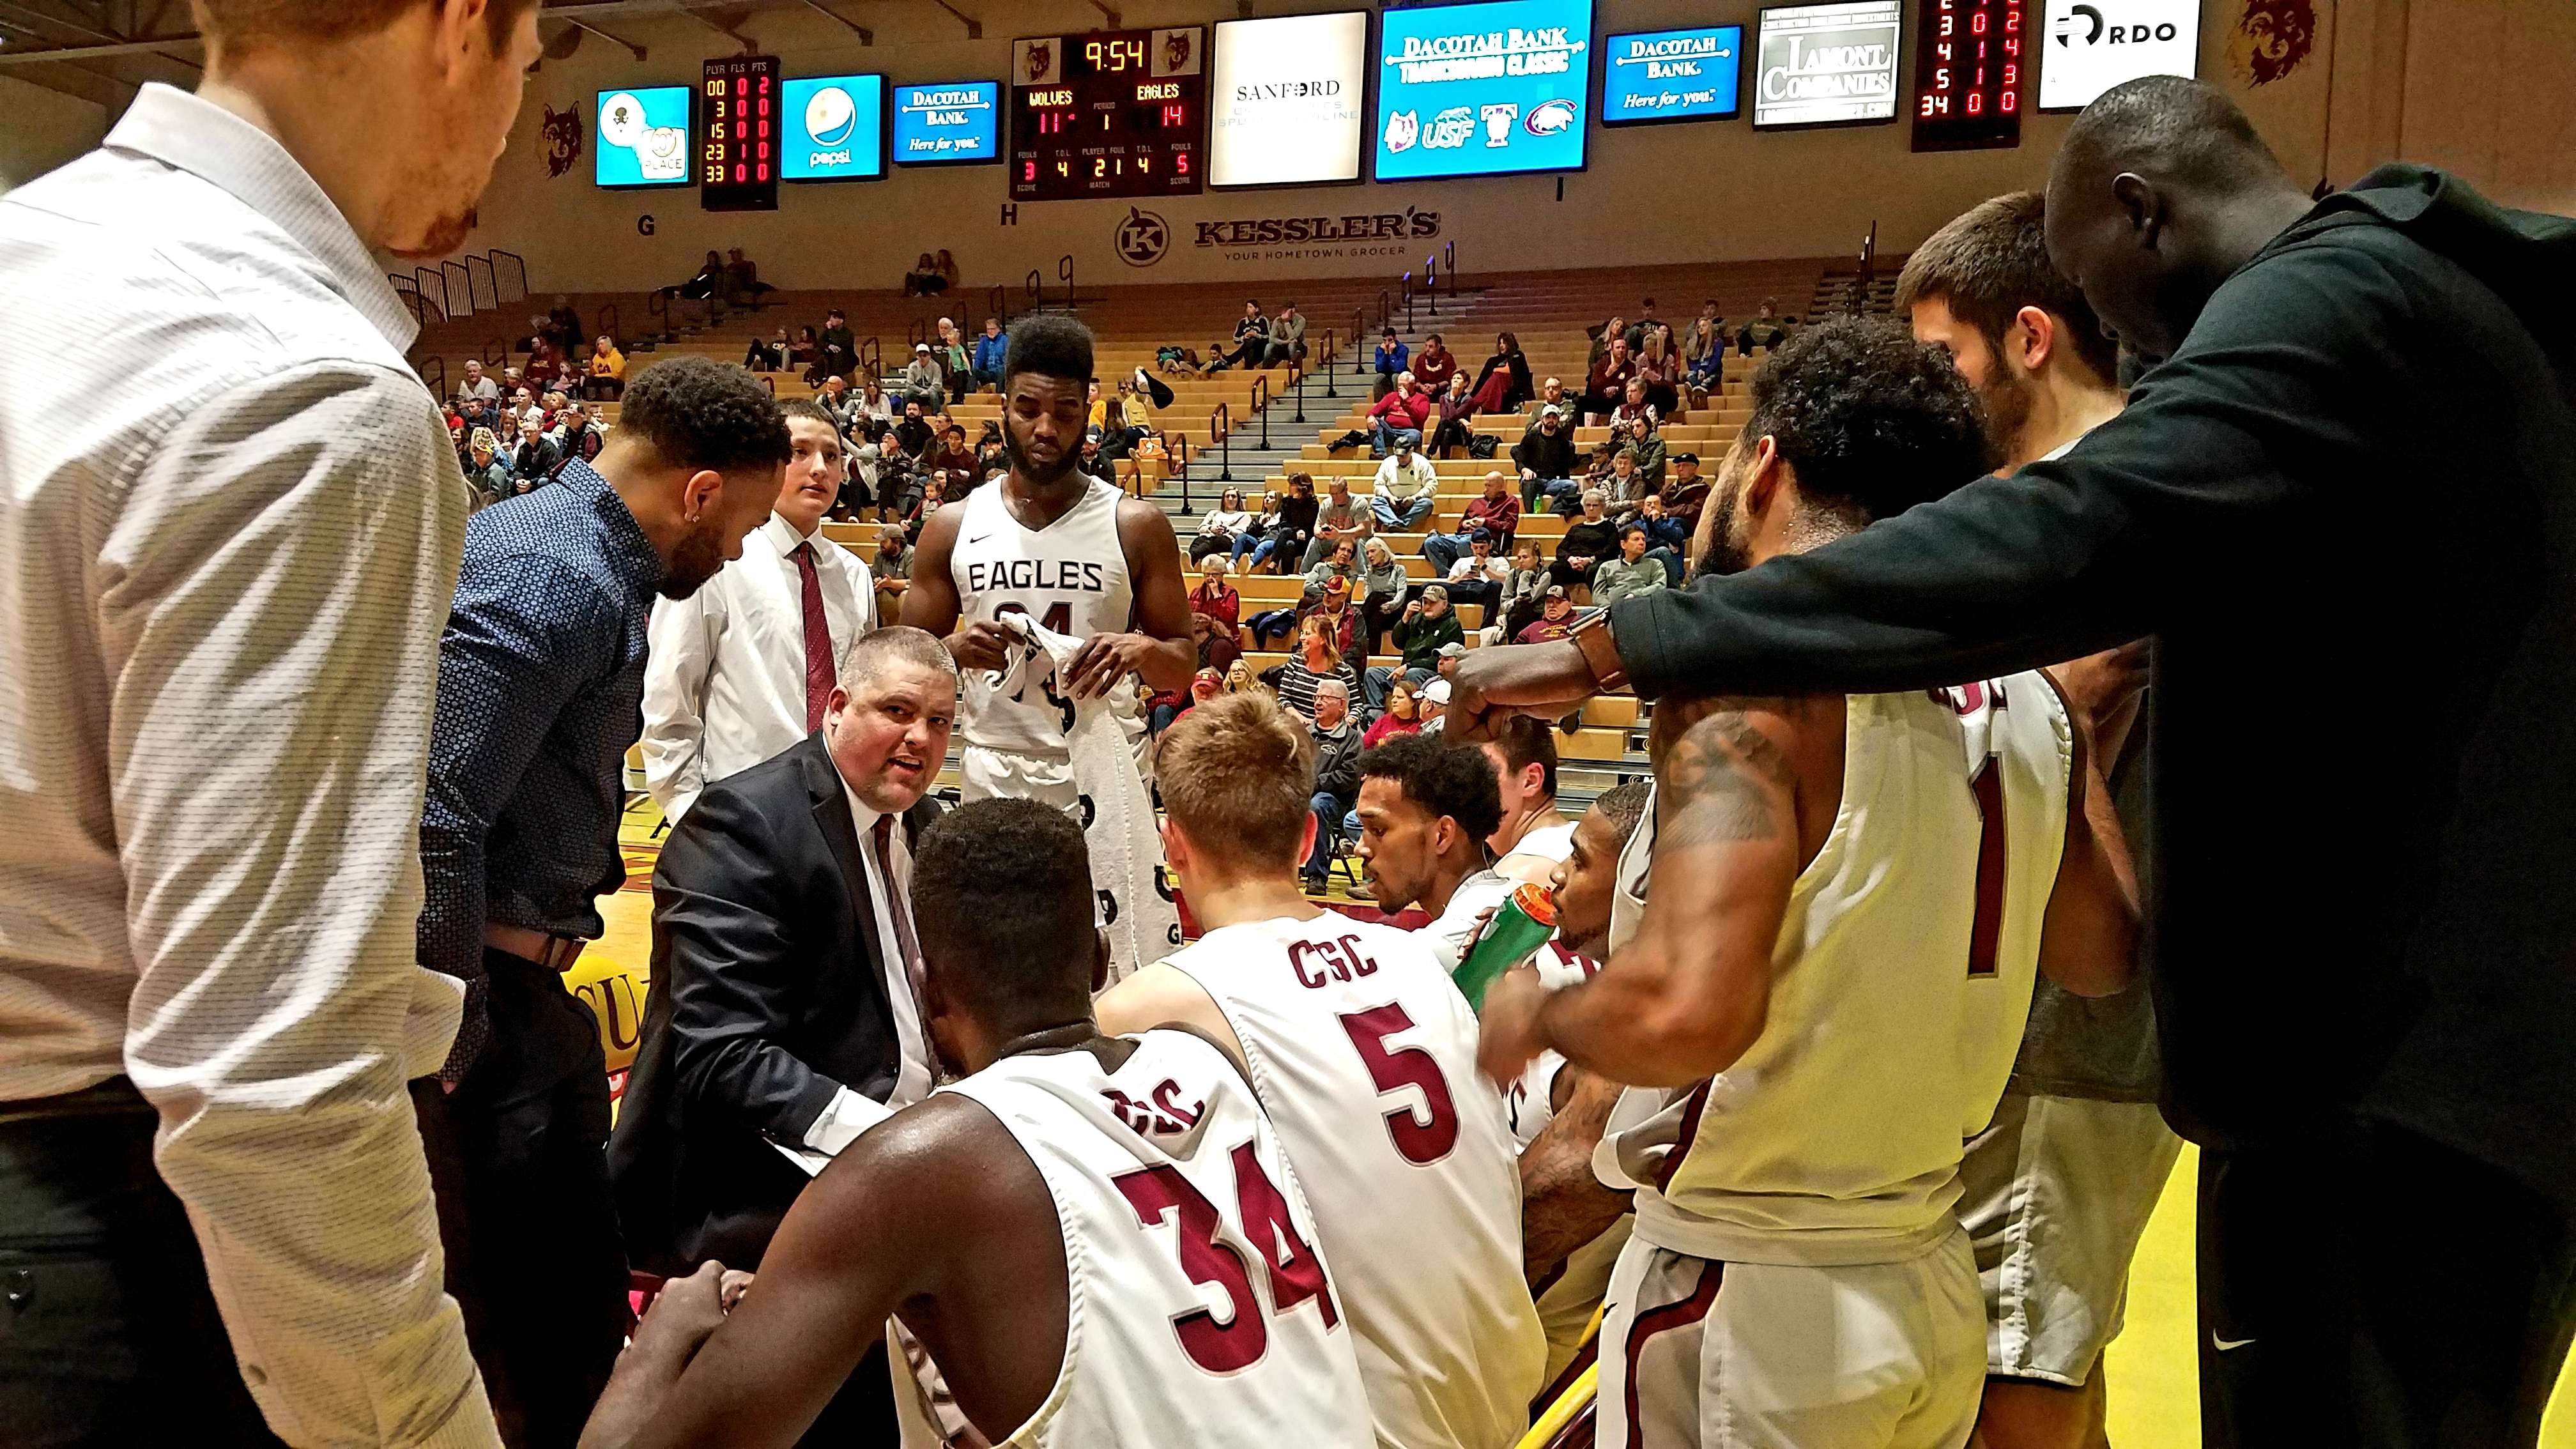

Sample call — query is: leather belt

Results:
[484,923,586,972]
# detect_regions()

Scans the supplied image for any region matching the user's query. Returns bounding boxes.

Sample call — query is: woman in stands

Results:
[935,249,961,291]
[1471,331,1533,414]
[1582,334,1637,426]
[1427,373,1481,459]
[1193,488,1256,562]
[1684,314,1726,406]
[1636,327,1682,418]
[1190,556,1243,675]
[903,251,946,296]
[1364,676,1424,747]
[1355,535,1412,654]
[583,335,625,402]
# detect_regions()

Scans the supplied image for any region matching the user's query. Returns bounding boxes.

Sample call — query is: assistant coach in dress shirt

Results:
[0,4,544,1445]
[611,627,954,1443]
[418,357,786,1449]
[1454,79,2576,1449]
[641,399,875,823]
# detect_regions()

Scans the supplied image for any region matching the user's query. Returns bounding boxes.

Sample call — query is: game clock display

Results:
[1009,27,1206,201]
[1911,0,2026,151]
[702,55,782,211]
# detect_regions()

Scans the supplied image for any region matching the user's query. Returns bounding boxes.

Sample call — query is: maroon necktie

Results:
[793,542,832,732]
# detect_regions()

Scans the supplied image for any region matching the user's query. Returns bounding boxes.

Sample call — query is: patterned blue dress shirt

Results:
[419,458,664,1071]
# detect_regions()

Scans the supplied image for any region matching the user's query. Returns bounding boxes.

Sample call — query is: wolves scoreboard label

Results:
[1010,28,1207,201]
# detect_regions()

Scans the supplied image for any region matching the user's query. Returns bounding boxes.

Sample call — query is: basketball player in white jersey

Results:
[1901,192,2176,1449]
[579,801,1370,1449]
[903,315,1195,807]
[1095,694,1544,1449]
[1477,319,2142,1449]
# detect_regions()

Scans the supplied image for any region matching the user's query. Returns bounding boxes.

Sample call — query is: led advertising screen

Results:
[2038,0,2196,110]
[1374,0,1593,181]
[780,73,885,180]
[1210,12,1368,187]
[595,86,693,188]
[893,80,1000,164]
[1752,1,1901,128]
[1601,24,1743,125]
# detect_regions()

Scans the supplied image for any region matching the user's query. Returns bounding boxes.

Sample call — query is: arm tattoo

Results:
[1659,711,1793,845]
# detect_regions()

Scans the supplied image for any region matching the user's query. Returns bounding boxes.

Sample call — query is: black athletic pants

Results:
[0,1078,288,1448]
[2199,1118,2576,1448]
[421,950,629,1449]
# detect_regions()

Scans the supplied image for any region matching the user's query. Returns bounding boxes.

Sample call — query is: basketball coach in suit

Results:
[610,627,956,1439]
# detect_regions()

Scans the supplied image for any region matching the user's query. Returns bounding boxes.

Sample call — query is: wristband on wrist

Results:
[1571,610,1629,693]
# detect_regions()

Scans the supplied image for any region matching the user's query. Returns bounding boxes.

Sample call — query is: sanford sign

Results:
[1194,208,1443,248]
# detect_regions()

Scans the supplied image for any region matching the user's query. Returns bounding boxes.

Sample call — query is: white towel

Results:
[988,613,1180,991]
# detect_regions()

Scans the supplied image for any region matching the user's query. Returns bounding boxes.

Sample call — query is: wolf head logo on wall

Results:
[541,103,585,179]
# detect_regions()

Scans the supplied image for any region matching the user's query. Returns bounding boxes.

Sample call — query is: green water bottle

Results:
[1454,880,1560,1011]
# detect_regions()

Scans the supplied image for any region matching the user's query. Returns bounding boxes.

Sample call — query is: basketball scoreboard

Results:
[700,55,781,211]
[1909,0,2026,151]
[1009,28,1208,201]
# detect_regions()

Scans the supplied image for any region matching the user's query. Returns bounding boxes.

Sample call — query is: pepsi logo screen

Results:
[781,73,885,180]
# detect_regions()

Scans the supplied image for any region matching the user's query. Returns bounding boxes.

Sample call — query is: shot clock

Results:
[702,55,782,211]
[1009,27,1207,201]
[1910,0,2026,151]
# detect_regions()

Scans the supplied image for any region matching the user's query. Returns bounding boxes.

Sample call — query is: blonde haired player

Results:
[1479,319,2141,1449]
[1097,696,1545,1449]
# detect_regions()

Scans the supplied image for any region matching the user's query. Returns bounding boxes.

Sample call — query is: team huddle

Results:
[569,170,2163,1449]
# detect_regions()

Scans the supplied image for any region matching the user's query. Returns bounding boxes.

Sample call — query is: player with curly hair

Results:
[1478,316,2143,1449]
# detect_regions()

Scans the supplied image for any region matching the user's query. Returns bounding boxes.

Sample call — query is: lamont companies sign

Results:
[1192,207,1443,263]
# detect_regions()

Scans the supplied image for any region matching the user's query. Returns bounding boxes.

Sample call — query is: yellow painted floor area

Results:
[599,803,2576,1448]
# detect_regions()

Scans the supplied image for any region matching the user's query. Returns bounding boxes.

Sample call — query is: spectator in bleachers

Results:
[1356,536,1411,655]
[972,316,1008,391]
[933,318,972,404]
[788,326,821,380]
[1586,315,1624,374]
[818,309,857,382]
[1514,404,1579,513]
[1193,488,1257,562]
[508,383,535,419]
[1582,336,1637,426]
[1625,300,1660,353]
[926,424,977,485]
[852,374,894,432]
[1424,469,1521,574]
[892,398,935,460]
[1427,373,1481,460]
[1551,489,1618,590]
[1075,434,1117,491]
[583,335,626,401]
[676,249,724,303]
[1738,296,1791,355]
[1098,378,1158,461]
[1266,473,1322,574]
[1365,677,1425,747]
[1305,476,1372,571]
[1264,303,1307,366]
[1224,657,1266,699]
[507,410,560,491]
[1637,327,1682,417]
[1515,583,1579,645]
[723,247,774,305]
[1412,333,1459,395]
[935,250,960,289]
[552,401,605,465]
[903,251,946,296]
[1191,555,1243,674]
[744,326,787,372]
[464,427,510,506]
[459,356,500,405]
[1593,525,1669,606]
[1537,375,1571,417]
[1249,543,1356,650]
[1372,438,1439,532]
[1632,493,1690,585]
[1498,540,1549,642]
[522,318,566,388]
[1581,447,1648,517]
[1656,448,1708,528]
[1471,332,1533,413]
[1611,395,1666,495]
[1365,372,1432,458]
[1194,331,1239,376]
[1301,677,1364,891]
[1229,300,1271,369]
[815,374,857,433]
[1367,583,1462,710]
[1149,668,1224,738]
[1271,612,1362,724]
[901,344,943,410]
[1439,528,1510,612]
[1373,328,1408,399]
[546,295,582,353]
[1684,315,1726,404]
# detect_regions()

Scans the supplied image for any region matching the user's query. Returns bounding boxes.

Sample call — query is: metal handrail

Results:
[597,303,620,344]
[443,259,473,319]
[859,335,882,383]
[1423,256,1439,316]
[1290,361,1310,423]
[490,250,528,307]
[1207,401,1232,487]
[1375,289,1391,337]
[1402,272,1415,332]
[1169,434,1194,510]
[417,355,447,401]
[1025,268,1043,312]
[1349,309,1367,378]
[466,254,497,316]
[1317,328,1339,399]
[1250,374,1271,450]
[646,288,670,341]
[1444,240,1457,298]
[1057,254,1075,310]
[480,336,508,367]
[986,282,1008,328]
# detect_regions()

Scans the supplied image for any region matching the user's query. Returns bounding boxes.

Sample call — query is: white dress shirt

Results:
[0,85,496,1448]
[641,513,873,821]
[798,783,935,1154]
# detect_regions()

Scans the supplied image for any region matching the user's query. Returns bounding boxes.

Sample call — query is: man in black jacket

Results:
[609,627,954,1442]
[1453,77,2576,1449]
[1301,678,1362,893]
[1512,404,1579,514]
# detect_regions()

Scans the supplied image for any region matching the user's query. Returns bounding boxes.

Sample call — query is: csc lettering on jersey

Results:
[1287,935,1382,989]
[965,558,1110,593]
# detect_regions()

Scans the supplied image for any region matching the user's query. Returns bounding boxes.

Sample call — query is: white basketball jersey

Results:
[1165,916,1544,1449]
[1606,677,2071,1268]
[937,1029,1372,1448]
[950,478,1137,755]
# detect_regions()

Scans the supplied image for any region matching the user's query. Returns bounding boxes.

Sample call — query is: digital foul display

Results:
[1009,27,1207,201]
[1600,24,1744,125]
[781,73,885,180]
[893,80,1001,164]
[700,56,781,211]
[1374,0,1593,181]
[1911,0,2026,151]
[1752,1,1901,128]
[594,86,692,188]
